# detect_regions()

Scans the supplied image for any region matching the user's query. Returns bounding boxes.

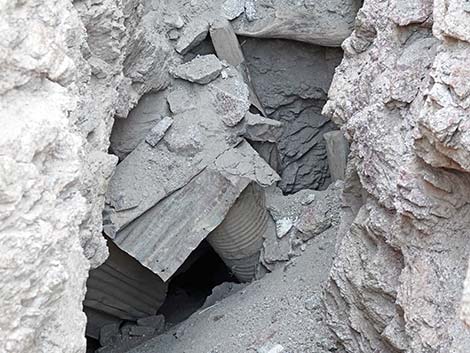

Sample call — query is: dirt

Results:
[125,225,343,353]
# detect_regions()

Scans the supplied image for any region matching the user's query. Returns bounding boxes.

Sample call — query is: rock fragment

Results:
[323,130,349,181]
[175,19,209,55]
[163,13,184,29]
[129,325,155,337]
[232,0,361,46]
[167,87,195,114]
[210,18,266,115]
[171,55,223,84]
[275,217,294,239]
[222,0,245,20]
[243,112,282,142]
[145,117,173,147]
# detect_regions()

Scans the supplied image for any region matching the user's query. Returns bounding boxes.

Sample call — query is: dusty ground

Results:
[126,226,343,353]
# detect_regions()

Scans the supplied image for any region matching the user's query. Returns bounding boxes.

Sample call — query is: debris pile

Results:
[84,7,352,349]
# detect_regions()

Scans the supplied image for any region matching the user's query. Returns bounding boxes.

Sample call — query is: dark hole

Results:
[158,240,238,327]
[86,337,100,353]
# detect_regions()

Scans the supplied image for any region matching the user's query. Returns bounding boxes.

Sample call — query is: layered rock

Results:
[0,0,173,352]
[243,38,343,192]
[323,0,470,352]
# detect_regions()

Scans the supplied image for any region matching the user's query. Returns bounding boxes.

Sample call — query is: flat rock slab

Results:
[171,54,223,84]
[231,0,361,46]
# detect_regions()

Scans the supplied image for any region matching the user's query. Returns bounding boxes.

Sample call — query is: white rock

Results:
[223,0,245,20]
[275,218,294,239]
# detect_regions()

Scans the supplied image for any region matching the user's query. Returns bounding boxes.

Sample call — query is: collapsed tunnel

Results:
[84,21,349,353]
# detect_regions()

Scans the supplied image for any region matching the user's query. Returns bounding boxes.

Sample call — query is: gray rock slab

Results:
[243,112,282,143]
[175,19,209,55]
[171,54,223,84]
[222,0,245,20]
[145,116,173,147]
[323,130,349,181]
[210,18,266,115]
[231,0,361,47]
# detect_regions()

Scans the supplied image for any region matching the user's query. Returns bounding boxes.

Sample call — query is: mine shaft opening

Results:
[86,29,348,352]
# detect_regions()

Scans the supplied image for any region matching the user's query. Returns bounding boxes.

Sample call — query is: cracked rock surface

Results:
[322,0,470,352]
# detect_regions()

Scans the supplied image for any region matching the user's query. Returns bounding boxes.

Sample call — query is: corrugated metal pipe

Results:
[84,241,167,338]
[207,183,272,282]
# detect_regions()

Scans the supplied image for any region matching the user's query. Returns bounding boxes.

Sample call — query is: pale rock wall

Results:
[323,0,470,352]
[0,0,173,352]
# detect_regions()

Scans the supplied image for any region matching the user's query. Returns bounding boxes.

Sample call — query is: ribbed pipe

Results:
[84,241,167,324]
[207,183,270,282]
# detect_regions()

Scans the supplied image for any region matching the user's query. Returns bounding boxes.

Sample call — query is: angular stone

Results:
[163,13,184,29]
[175,19,209,55]
[243,112,282,143]
[129,325,155,337]
[145,117,173,147]
[171,55,223,85]
[222,0,245,20]
[323,130,349,182]
[167,87,196,114]
[210,18,266,115]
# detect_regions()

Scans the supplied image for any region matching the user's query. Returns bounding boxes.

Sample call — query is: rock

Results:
[232,0,361,46]
[244,0,257,21]
[210,18,266,116]
[171,55,223,84]
[168,29,180,41]
[163,13,184,29]
[243,112,282,143]
[242,38,343,192]
[99,323,121,347]
[167,87,196,114]
[210,79,250,127]
[323,130,349,182]
[175,19,209,55]
[145,117,173,147]
[104,73,277,281]
[275,218,294,239]
[322,0,470,351]
[129,325,155,337]
[111,91,170,160]
[137,315,165,333]
[222,0,245,20]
